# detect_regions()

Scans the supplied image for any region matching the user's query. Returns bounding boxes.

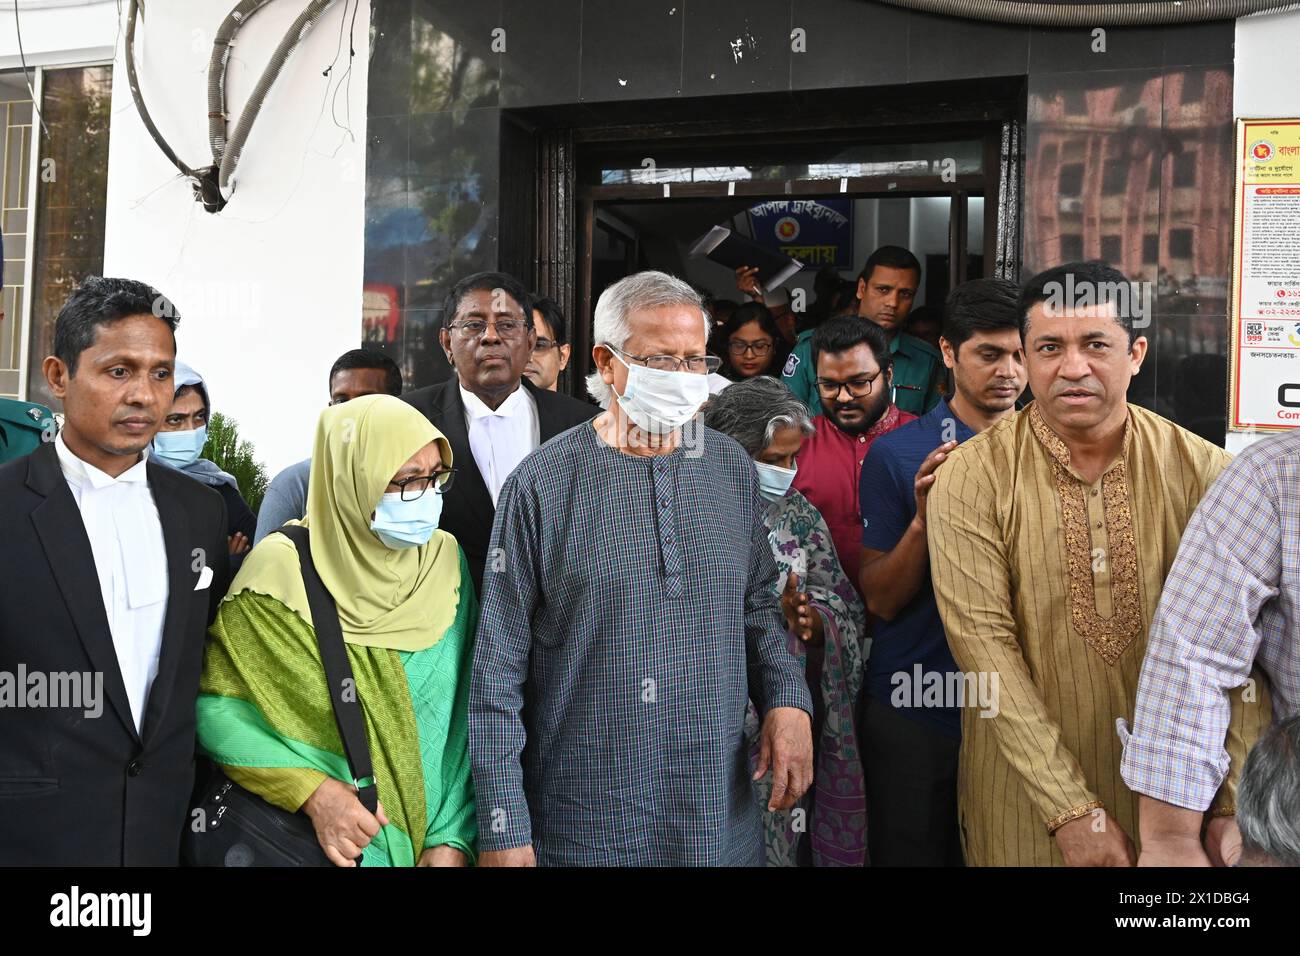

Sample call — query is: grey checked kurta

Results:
[469,421,812,866]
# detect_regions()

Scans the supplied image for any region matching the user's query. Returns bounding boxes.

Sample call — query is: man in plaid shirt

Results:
[1121,431,1298,865]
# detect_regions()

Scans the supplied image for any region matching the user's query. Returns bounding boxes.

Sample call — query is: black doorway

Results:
[499,79,1025,399]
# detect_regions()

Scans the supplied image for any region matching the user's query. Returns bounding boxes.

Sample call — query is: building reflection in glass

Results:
[1025,67,1233,444]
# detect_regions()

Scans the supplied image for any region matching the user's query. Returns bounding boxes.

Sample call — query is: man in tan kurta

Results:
[926,262,1267,866]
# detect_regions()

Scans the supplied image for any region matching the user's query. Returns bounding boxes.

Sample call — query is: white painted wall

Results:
[1234,9,1300,119]
[100,0,370,474]
[0,0,117,69]
[1229,8,1300,452]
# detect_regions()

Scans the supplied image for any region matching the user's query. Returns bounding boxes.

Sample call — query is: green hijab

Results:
[227,394,459,652]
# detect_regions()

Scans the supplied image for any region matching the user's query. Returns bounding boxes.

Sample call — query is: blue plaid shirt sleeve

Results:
[743,474,814,717]
[1120,452,1280,811]
[468,472,539,852]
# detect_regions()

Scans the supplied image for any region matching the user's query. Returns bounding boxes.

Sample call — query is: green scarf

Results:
[197,394,476,865]
[227,394,459,651]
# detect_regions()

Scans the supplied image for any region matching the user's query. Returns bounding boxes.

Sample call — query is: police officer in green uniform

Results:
[0,241,58,464]
[0,398,56,465]
[782,245,943,417]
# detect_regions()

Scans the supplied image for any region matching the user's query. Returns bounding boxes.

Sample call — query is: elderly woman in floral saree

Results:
[704,376,868,867]
[197,395,476,866]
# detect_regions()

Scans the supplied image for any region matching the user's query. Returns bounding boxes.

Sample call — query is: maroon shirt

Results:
[792,404,916,594]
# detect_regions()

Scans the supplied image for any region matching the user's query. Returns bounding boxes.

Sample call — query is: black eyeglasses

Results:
[447,318,532,340]
[533,337,562,353]
[728,339,774,356]
[605,343,722,374]
[814,370,883,399]
[390,468,457,501]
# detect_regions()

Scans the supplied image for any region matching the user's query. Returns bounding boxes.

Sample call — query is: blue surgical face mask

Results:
[755,461,797,502]
[153,425,208,468]
[370,490,443,549]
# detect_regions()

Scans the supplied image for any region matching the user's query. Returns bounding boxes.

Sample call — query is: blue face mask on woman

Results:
[153,425,208,468]
[755,461,797,502]
[370,490,444,549]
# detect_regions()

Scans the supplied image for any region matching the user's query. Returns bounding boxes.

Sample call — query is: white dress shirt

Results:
[460,384,540,506]
[55,433,169,734]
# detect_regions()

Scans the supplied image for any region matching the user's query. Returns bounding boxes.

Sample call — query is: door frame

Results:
[509,81,1025,399]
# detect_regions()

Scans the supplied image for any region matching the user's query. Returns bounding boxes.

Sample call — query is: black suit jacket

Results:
[403,377,595,593]
[0,441,229,866]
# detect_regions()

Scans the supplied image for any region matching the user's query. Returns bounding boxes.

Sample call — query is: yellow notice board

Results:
[1229,118,1300,431]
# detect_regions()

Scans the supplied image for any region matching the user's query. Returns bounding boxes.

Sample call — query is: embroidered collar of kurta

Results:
[857,403,906,443]
[1027,401,1141,666]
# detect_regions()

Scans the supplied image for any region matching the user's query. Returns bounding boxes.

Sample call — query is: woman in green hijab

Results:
[196,395,476,866]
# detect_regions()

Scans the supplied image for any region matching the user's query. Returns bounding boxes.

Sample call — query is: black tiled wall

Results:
[366,0,1235,443]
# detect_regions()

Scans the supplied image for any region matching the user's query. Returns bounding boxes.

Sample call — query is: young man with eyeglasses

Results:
[403,272,595,594]
[782,246,943,417]
[790,315,915,599]
[523,296,572,392]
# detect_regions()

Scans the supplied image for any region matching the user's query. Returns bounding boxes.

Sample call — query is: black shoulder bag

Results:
[183,525,380,867]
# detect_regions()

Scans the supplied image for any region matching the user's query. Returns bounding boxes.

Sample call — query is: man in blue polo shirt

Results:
[857,277,1025,866]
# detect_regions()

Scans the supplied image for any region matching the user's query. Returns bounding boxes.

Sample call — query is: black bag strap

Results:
[278,525,379,817]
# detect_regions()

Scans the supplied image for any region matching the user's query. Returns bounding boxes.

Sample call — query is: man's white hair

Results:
[585,270,711,407]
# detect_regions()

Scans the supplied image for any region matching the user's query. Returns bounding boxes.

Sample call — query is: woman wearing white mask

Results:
[151,361,257,559]
[703,375,868,868]
[196,395,477,866]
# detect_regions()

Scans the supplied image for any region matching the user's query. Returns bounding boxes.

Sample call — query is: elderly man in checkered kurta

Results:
[468,271,813,867]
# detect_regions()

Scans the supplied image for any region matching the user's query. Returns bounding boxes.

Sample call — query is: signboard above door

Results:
[748,199,854,270]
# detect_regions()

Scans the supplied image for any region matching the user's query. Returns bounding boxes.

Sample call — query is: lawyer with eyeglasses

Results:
[402,272,595,596]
